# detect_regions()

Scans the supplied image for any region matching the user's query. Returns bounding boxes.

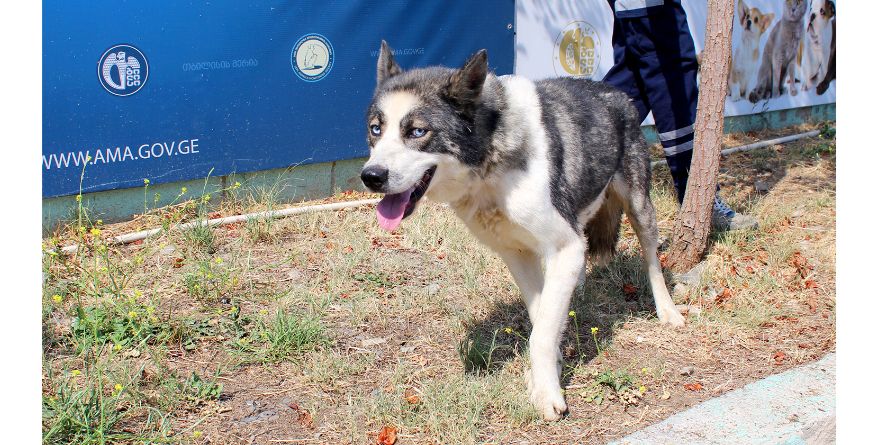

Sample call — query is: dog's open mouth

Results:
[375,166,436,232]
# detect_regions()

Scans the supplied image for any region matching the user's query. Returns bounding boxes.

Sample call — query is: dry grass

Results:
[42,123,835,444]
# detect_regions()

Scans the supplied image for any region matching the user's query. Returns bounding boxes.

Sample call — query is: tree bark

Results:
[668,0,734,272]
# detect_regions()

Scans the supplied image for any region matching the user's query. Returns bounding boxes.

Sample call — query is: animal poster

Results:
[515,0,836,120]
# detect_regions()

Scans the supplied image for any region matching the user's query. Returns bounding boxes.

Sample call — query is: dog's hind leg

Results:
[613,176,685,327]
[526,235,586,421]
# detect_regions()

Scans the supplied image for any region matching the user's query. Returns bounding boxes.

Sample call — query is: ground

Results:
[41,122,836,445]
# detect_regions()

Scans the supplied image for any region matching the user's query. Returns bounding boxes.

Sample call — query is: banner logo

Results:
[98,44,149,96]
[291,33,334,82]
[553,21,601,78]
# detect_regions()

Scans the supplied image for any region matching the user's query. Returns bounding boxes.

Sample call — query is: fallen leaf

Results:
[622,283,638,301]
[683,382,703,391]
[404,387,421,405]
[377,426,397,445]
[172,257,184,268]
[773,350,786,365]
[660,390,671,400]
[132,239,144,246]
[288,402,313,428]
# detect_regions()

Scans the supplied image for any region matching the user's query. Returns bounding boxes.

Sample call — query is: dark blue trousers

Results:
[603,0,698,203]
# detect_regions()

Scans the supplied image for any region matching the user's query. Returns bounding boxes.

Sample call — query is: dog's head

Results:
[737,0,774,37]
[808,0,835,37]
[362,40,490,231]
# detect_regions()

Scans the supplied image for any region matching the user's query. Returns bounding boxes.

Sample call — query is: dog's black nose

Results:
[361,166,389,192]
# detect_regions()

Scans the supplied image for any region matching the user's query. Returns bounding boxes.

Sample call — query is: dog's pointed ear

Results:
[446,49,488,110]
[761,13,774,32]
[737,0,747,14]
[376,40,401,86]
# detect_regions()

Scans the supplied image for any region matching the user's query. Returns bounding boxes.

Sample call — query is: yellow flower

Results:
[504,327,513,334]
[191,430,203,439]
[134,290,143,298]
[214,257,223,264]
[52,294,63,303]
[146,305,155,315]
[114,383,123,392]
[234,181,241,188]
[114,344,122,351]
[149,316,159,323]
[96,219,103,225]
[75,195,82,202]
[85,155,92,162]
[143,178,150,185]
[70,369,81,377]
[568,310,576,317]
[128,311,138,319]
[206,273,213,279]
[259,309,268,316]
[180,187,188,194]
[641,367,650,374]
[639,386,647,394]
[591,327,599,335]
[90,228,101,236]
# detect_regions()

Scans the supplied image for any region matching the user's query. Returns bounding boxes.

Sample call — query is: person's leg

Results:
[602,13,651,121]
[623,4,697,204]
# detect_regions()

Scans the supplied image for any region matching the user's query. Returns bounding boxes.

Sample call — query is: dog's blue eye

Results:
[370,124,381,136]
[409,128,427,138]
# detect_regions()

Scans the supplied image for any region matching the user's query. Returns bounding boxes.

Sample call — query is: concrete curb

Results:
[609,353,835,445]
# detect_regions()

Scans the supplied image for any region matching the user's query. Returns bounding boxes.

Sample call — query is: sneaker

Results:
[712,195,759,231]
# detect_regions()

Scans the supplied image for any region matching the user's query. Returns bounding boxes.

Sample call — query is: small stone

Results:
[125,348,141,358]
[754,180,771,193]
[675,304,702,316]
[660,390,671,400]
[159,245,176,256]
[673,283,689,297]
[674,261,706,287]
[679,366,695,376]
[360,337,387,347]
[636,335,647,343]
[399,345,416,353]
[287,269,303,281]
[425,283,441,296]
[788,413,800,422]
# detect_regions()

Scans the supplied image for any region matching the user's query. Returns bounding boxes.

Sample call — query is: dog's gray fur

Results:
[362,41,684,421]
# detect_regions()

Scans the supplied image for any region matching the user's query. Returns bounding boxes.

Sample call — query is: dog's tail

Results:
[584,187,623,266]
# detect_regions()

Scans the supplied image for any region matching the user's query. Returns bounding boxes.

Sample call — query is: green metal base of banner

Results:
[42,103,834,234]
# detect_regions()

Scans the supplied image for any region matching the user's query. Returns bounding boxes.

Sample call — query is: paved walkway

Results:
[609,353,835,445]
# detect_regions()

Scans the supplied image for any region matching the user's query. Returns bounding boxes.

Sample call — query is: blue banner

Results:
[43,1,515,198]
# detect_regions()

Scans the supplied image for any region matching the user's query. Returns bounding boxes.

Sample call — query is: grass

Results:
[42,123,836,444]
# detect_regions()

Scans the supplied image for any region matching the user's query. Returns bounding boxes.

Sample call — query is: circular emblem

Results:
[553,21,602,78]
[98,44,149,96]
[291,33,334,82]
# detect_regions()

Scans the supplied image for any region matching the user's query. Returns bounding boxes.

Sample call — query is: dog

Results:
[360,41,684,421]
[729,0,774,100]
[798,0,835,92]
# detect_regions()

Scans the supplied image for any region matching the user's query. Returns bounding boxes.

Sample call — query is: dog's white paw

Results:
[658,306,686,327]
[527,373,567,421]
[530,384,567,421]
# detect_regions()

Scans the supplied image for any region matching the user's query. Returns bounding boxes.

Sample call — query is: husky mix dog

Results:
[361,41,684,421]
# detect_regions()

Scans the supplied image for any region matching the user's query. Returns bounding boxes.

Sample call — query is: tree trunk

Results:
[667,0,734,272]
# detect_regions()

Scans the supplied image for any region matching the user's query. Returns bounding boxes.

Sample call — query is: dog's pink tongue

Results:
[376,188,413,232]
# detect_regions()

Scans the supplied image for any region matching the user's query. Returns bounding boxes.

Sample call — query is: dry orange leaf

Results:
[404,387,421,405]
[377,426,398,445]
[683,382,703,391]
[773,350,786,365]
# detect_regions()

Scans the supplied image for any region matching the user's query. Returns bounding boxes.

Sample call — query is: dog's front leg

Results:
[500,248,544,325]
[527,237,586,421]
